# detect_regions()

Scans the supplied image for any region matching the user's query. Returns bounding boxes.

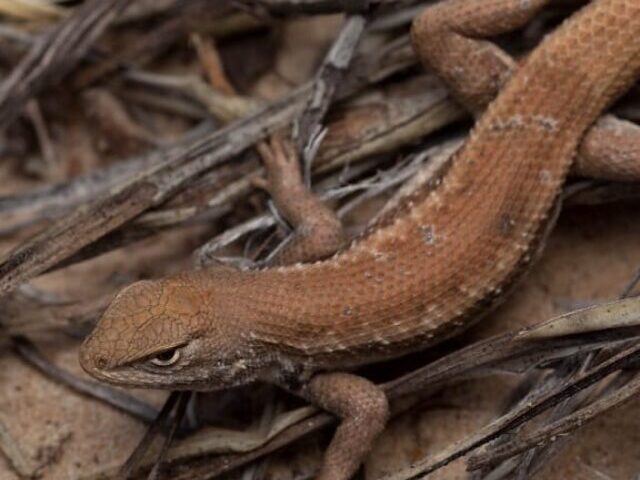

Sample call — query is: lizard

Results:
[79,0,640,478]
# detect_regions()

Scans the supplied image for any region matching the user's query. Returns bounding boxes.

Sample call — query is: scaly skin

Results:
[80,1,640,478]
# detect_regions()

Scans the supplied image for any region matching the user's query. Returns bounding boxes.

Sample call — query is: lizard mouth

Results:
[78,334,131,385]
[79,346,120,386]
[78,340,213,389]
[78,336,103,375]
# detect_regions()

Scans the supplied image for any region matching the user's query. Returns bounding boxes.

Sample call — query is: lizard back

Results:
[209,0,640,369]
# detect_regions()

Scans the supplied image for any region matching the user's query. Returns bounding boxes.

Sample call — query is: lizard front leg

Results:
[258,136,388,478]
[304,373,389,480]
[412,0,640,182]
[256,134,346,266]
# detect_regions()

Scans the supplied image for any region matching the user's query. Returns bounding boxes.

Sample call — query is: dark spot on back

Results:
[498,214,515,236]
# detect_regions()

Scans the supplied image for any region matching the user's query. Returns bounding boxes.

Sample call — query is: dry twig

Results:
[0,0,129,129]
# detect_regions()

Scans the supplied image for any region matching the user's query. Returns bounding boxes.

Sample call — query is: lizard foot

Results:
[305,372,389,480]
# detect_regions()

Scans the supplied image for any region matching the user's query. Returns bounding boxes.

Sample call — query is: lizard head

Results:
[79,272,261,390]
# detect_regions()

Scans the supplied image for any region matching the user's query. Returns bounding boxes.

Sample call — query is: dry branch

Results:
[294,14,367,155]
[467,371,640,472]
[0,0,129,129]
[0,34,418,297]
[239,0,424,15]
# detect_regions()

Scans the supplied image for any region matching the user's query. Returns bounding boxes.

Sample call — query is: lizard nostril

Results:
[95,357,107,370]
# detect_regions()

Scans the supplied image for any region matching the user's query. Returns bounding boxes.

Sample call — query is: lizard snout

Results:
[79,334,108,376]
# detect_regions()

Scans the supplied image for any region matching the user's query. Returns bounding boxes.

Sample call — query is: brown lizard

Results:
[79,1,640,478]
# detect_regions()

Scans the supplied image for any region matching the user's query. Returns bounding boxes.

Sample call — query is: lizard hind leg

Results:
[304,372,389,480]
[411,0,640,183]
[411,0,551,114]
[256,134,346,266]
[575,115,640,182]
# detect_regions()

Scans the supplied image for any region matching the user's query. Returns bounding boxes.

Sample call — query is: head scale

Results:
[79,272,261,390]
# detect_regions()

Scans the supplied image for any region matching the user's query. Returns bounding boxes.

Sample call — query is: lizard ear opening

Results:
[149,347,181,367]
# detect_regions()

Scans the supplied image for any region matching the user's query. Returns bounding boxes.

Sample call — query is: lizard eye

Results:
[149,348,181,367]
